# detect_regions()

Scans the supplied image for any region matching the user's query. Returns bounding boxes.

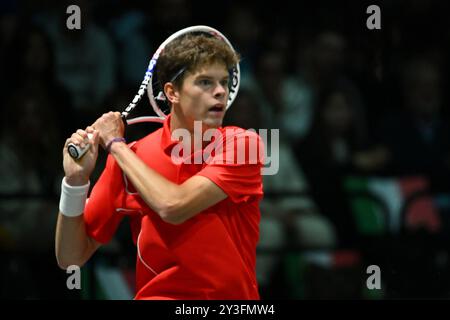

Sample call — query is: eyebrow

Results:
[195,74,229,80]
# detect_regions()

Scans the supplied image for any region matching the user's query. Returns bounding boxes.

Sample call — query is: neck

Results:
[170,113,212,152]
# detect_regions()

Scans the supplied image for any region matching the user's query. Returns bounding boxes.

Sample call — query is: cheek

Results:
[182,92,207,113]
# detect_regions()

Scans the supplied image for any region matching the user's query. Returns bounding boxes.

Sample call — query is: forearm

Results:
[55,213,96,269]
[57,126,102,269]
[55,177,98,269]
[109,142,184,222]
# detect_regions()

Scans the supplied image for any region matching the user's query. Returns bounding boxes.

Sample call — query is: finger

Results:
[86,126,95,141]
[89,130,100,154]
[93,130,100,144]
[70,132,84,142]
[86,129,98,144]
[70,132,87,149]
[76,129,88,139]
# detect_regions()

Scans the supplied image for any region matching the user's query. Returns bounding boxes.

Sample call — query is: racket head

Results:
[146,25,241,119]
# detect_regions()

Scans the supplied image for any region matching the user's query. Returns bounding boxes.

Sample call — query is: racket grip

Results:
[68,133,94,160]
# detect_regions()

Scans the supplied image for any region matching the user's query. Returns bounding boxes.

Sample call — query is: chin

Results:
[204,118,223,129]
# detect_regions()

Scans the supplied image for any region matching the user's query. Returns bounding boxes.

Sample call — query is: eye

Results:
[198,79,212,87]
[220,79,230,88]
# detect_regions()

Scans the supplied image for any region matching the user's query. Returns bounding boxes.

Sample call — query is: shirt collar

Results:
[160,114,179,154]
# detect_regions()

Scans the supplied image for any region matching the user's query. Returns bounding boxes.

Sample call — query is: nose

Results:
[213,82,227,99]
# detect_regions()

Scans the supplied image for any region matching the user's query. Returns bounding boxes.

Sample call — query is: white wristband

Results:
[59,177,90,217]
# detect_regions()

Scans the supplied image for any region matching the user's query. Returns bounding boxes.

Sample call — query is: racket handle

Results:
[68,133,94,160]
[68,115,127,159]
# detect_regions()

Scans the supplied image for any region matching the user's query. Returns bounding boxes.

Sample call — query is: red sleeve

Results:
[84,155,124,244]
[197,128,264,204]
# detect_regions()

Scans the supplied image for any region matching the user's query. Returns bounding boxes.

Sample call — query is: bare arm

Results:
[55,213,101,269]
[55,128,102,269]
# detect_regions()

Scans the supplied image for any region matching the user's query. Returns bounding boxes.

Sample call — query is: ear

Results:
[164,83,180,105]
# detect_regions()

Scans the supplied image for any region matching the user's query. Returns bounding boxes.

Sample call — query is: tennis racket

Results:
[68,25,241,159]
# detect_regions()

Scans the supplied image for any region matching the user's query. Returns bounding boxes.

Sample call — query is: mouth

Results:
[208,104,225,115]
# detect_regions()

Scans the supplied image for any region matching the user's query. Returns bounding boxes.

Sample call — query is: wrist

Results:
[59,177,90,217]
[110,140,128,155]
[106,137,126,153]
[65,175,90,186]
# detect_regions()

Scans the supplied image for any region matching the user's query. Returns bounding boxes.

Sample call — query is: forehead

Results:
[189,61,229,78]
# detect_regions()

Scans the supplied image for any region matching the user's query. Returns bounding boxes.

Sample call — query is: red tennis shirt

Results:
[83,115,264,299]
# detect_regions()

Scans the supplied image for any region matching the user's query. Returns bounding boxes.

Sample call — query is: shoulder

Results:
[222,126,265,155]
[219,126,263,143]
[209,126,264,165]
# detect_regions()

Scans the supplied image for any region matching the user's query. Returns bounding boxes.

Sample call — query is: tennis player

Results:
[55,33,264,299]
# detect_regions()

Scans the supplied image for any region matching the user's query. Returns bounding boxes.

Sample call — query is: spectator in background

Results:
[375,56,450,181]
[224,4,262,81]
[0,25,68,299]
[34,0,117,125]
[149,0,193,44]
[1,26,67,192]
[0,26,64,250]
[8,24,72,133]
[238,49,315,192]
[108,7,152,87]
[294,84,373,247]
[242,49,287,130]
[281,30,365,145]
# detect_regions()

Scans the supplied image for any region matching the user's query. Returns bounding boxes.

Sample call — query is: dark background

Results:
[1,0,450,299]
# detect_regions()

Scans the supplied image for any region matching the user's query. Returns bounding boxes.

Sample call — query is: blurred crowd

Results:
[1,0,450,299]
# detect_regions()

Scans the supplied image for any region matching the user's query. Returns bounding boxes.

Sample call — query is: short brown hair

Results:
[157,33,240,88]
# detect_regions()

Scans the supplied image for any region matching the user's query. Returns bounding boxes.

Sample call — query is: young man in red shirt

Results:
[55,33,264,299]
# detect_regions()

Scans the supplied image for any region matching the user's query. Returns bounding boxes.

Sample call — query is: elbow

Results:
[56,256,67,270]
[158,202,187,225]
[56,258,86,271]
[161,216,185,225]
[56,252,87,270]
